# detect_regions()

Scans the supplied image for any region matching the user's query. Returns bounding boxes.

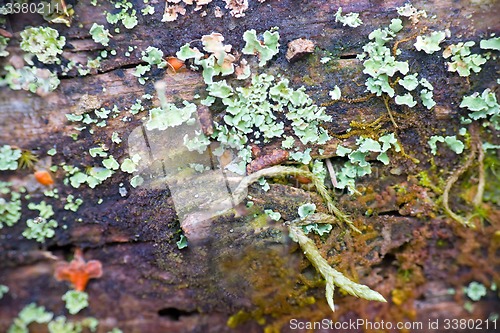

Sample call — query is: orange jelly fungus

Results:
[166,57,185,71]
[34,170,54,186]
[54,248,103,291]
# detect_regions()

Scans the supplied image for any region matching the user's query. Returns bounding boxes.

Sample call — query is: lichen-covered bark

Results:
[1,1,499,332]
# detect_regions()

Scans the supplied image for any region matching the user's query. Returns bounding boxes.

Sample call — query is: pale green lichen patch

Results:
[334,134,400,193]
[106,0,138,29]
[242,28,280,67]
[177,32,237,84]
[428,135,465,155]
[7,302,100,333]
[0,145,22,171]
[328,85,341,100]
[297,203,316,219]
[89,23,111,46]
[334,7,363,28]
[0,182,23,228]
[464,281,487,301]
[64,195,84,212]
[264,209,282,221]
[460,88,499,129]
[22,201,58,243]
[145,102,197,130]
[20,26,65,64]
[414,31,446,54]
[0,36,9,57]
[480,37,500,50]
[395,93,417,107]
[396,3,427,24]
[443,41,487,77]
[120,154,141,173]
[62,290,89,315]
[0,66,60,95]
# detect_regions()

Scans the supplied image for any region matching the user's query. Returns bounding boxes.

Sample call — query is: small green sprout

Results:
[20,26,65,64]
[62,290,89,315]
[464,281,487,301]
[334,7,363,28]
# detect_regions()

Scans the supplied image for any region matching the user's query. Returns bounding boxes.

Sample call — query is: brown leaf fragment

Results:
[286,38,315,62]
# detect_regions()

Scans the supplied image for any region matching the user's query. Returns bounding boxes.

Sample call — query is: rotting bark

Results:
[1,1,499,332]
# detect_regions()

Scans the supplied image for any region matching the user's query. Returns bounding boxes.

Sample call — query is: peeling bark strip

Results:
[246,149,289,174]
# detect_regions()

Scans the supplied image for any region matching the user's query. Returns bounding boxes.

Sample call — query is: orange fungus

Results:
[34,170,54,186]
[54,248,103,291]
[166,57,184,71]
